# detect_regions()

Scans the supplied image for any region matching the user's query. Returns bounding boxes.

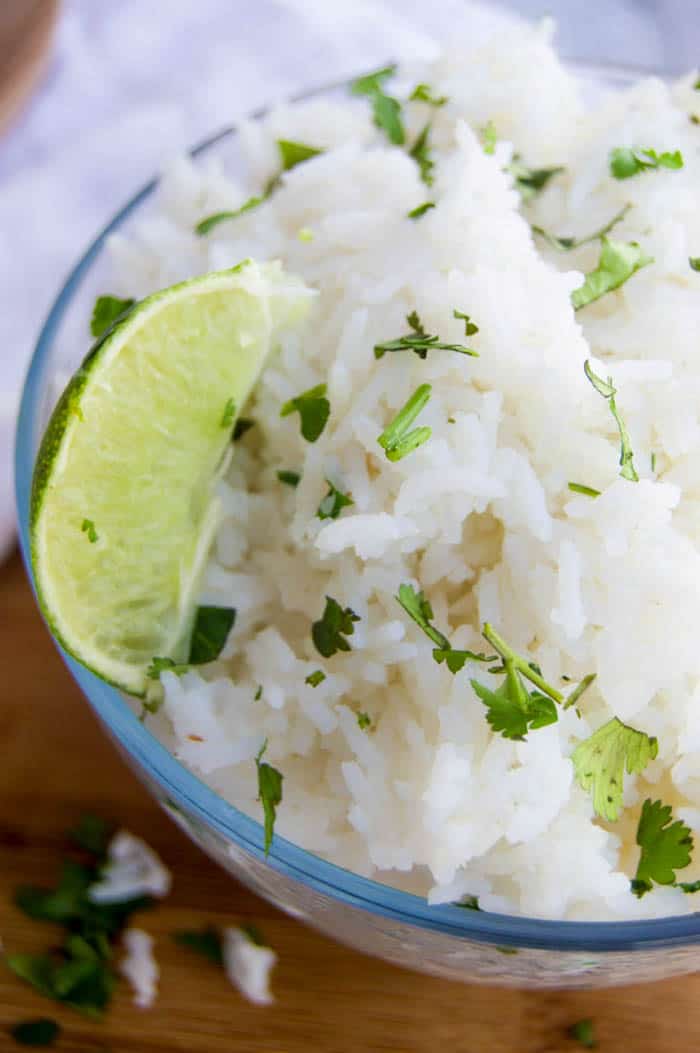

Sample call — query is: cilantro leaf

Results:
[432,649,495,673]
[232,417,254,441]
[571,237,653,310]
[453,308,479,336]
[471,676,558,741]
[6,949,116,1018]
[567,482,601,498]
[572,717,658,821]
[690,257,700,272]
[569,1018,597,1048]
[409,123,434,186]
[255,740,284,856]
[277,139,323,171]
[481,121,497,155]
[146,656,188,680]
[69,815,112,859]
[456,895,481,910]
[374,311,478,360]
[396,583,449,648]
[80,519,98,544]
[9,1017,61,1046]
[584,360,638,482]
[610,146,684,179]
[305,669,326,687]
[173,927,223,965]
[220,398,236,428]
[632,798,694,897]
[277,469,301,487]
[532,204,631,252]
[409,83,448,106]
[195,196,264,235]
[378,384,432,461]
[280,383,330,442]
[89,295,135,339]
[407,201,435,219]
[317,479,354,520]
[357,711,371,730]
[351,65,405,145]
[188,606,236,665]
[508,158,564,202]
[312,596,360,658]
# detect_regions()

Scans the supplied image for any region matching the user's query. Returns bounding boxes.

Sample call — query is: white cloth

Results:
[0,0,686,560]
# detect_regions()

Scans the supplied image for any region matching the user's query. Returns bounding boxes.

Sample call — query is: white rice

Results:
[105,16,700,920]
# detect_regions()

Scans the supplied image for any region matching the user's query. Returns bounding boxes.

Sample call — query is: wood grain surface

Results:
[1,547,700,1051]
[0,0,59,135]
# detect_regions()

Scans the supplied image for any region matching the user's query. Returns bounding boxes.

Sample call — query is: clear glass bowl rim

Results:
[15,60,700,954]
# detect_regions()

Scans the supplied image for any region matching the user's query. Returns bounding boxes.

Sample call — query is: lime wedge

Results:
[31,260,312,696]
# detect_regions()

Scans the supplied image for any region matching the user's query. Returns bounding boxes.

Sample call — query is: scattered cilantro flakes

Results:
[571,237,652,311]
[609,146,684,179]
[632,798,694,897]
[532,204,631,252]
[407,201,436,219]
[89,295,135,339]
[677,879,700,894]
[584,360,639,482]
[305,670,326,687]
[378,384,432,462]
[374,310,478,360]
[173,927,224,965]
[312,596,360,658]
[409,123,435,186]
[410,83,448,106]
[453,308,479,336]
[351,65,405,145]
[690,257,700,271]
[456,895,480,910]
[280,383,330,442]
[481,120,497,155]
[254,685,262,701]
[189,605,236,665]
[509,158,564,202]
[9,1018,61,1046]
[277,469,301,487]
[317,479,354,520]
[357,711,371,730]
[255,740,284,856]
[232,417,254,441]
[277,139,323,172]
[692,114,700,125]
[80,518,98,544]
[195,196,264,235]
[651,451,657,473]
[567,482,601,498]
[569,1018,597,1048]
[572,717,658,821]
[220,397,236,428]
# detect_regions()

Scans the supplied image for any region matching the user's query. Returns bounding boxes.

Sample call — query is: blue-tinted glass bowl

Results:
[15,64,700,988]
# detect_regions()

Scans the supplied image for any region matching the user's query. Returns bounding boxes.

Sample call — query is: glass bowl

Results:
[15,63,700,989]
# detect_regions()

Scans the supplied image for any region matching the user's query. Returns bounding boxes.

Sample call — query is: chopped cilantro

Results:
[146,656,188,680]
[195,196,264,235]
[584,360,638,482]
[481,120,497,155]
[297,226,313,242]
[572,717,658,821]
[173,927,223,965]
[495,946,518,955]
[9,1018,61,1046]
[254,685,262,701]
[409,83,448,106]
[569,1018,597,1048]
[651,451,657,473]
[312,596,360,658]
[357,711,371,730]
[433,648,496,673]
[632,798,693,897]
[280,383,330,442]
[277,139,323,171]
[690,257,700,271]
[90,295,135,339]
[317,479,354,520]
[232,417,254,441]
[695,77,700,90]
[532,204,631,252]
[508,157,564,202]
[255,740,283,856]
[567,482,601,498]
[453,308,479,336]
[277,469,301,487]
[378,384,432,462]
[305,670,326,687]
[407,201,436,219]
[456,895,480,910]
[69,815,112,858]
[188,606,236,665]
[351,65,405,145]
[80,519,98,544]
[220,397,236,428]
[396,584,495,669]
[409,123,434,186]
[374,310,478,360]
[571,237,652,311]
[610,146,684,179]
[677,879,700,894]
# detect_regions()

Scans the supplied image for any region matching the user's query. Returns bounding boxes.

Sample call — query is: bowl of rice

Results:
[16,15,700,988]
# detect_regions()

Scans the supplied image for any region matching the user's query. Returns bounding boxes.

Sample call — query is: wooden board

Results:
[0,0,60,135]
[1,546,699,1051]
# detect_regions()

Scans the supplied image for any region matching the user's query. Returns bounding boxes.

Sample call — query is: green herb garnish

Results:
[571,237,652,311]
[632,798,693,897]
[407,201,436,219]
[410,83,448,106]
[195,196,264,236]
[255,740,284,856]
[452,308,479,336]
[395,584,495,670]
[9,1018,61,1047]
[80,519,98,544]
[584,360,638,482]
[609,146,684,179]
[173,927,223,965]
[481,121,497,155]
[312,596,360,658]
[409,123,434,186]
[317,479,354,520]
[277,139,323,171]
[69,815,112,858]
[567,482,601,498]
[532,204,631,252]
[254,685,262,701]
[569,1018,597,1048]
[357,712,371,730]
[509,158,564,202]
[281,383,330,442]
[220,397,236,428]
[456,895,481,910]
[146,656,188,680]
[277,469,301,487]
[305,670,326,687]
[189,605,236,665]
[378,384,432,462]
[90,295,135,339]
[374,310,478,361]
[572,717,658,821]
[690,257,700,271]
[351,65,405,145]
[233,417,254,441]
